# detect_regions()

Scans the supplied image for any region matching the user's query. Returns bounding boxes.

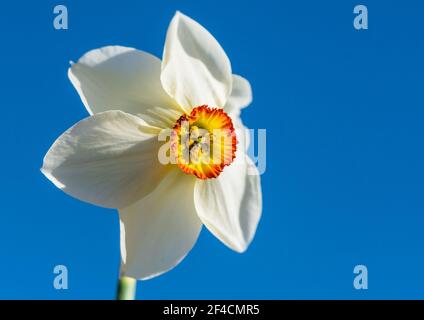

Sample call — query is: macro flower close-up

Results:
[41,11,262,287]
[3,0,424,307]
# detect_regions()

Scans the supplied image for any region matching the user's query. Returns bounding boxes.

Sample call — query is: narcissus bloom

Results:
[42,12,262,280]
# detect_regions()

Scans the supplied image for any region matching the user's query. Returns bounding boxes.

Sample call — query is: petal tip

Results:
[40,165,66,190]
[174,10,186,20]
[231,241,248,253]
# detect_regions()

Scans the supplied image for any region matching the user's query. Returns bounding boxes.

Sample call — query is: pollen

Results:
[171,106,237,179]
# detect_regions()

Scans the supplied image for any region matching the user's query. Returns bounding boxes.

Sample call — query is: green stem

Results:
[116,276,137,300]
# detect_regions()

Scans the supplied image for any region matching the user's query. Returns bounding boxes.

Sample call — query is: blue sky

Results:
[1,0,424,299]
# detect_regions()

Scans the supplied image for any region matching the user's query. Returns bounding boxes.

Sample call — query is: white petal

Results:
[194,151,262,253]
[41,111,168,209]
[161,12,232,110]
[232,116,250,152]
[119,170,202,280]
[224,75,253,116]
[69,46,180,118]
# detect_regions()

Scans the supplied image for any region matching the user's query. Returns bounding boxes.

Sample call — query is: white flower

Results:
[41,12,262,280]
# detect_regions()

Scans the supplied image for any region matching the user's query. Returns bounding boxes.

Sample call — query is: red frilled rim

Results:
[170,105,237,179]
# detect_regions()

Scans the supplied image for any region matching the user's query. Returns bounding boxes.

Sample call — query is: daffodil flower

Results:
[42,12,262,281]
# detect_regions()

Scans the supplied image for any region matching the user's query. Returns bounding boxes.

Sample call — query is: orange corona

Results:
[171,106,237,179]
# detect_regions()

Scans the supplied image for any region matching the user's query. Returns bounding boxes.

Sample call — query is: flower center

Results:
[171,106,237,179]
